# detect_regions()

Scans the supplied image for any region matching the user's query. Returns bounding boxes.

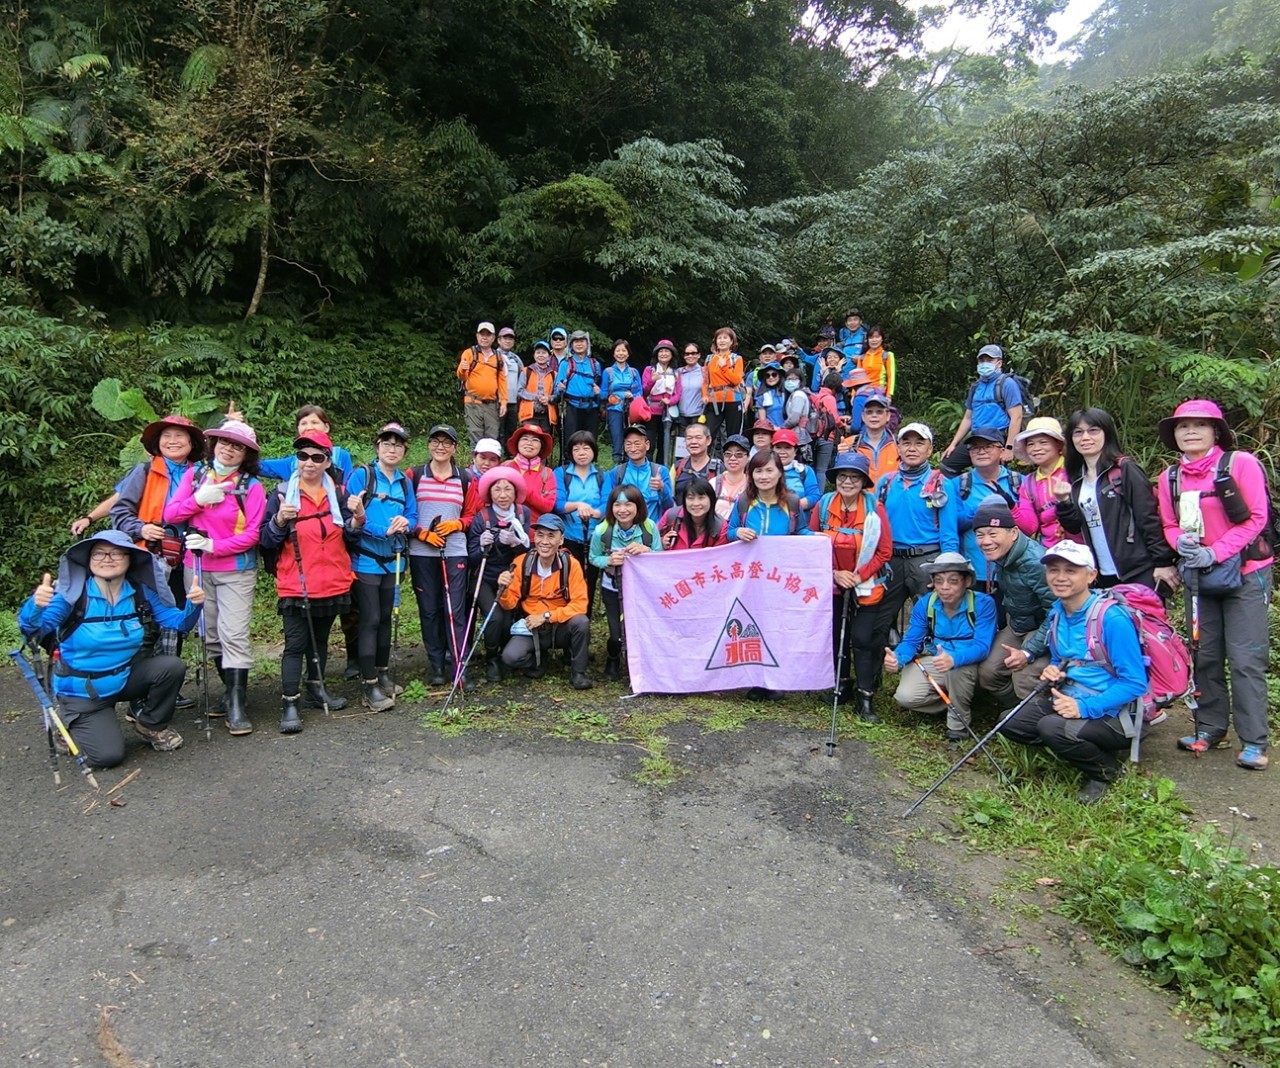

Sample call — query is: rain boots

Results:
[305,679,348,711]
[362,679,395,712]
[857,690,881,724]
[279,693,302,734]
[376,666,404,696]
[604,639,622,681]
[224,668,253,735]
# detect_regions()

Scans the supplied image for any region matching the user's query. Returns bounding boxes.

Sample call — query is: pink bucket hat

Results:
[204,420,260,453]
[478,465,527,505]
[1158,399,1234,451]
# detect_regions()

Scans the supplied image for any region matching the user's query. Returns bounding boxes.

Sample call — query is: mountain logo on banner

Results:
[705,598,778,671]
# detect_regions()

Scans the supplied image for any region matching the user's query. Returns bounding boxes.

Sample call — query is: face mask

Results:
[976,362,999,380]
[784,380,800,392]
[212,460,237,476]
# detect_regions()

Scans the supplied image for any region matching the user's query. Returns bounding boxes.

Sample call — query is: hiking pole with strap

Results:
[391,534,405,674]
[826,589,853,756]
[457,541,491,679]
[912,658,1008,783]
[10,646,99,789]
[289,524,329,716]
[902,678,1052,819]
[440,554,464,688]
[193,549,212,740]
[440,595,501,717]
[1185,565,1201,716]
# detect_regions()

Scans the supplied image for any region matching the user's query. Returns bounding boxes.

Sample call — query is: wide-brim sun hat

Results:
[922,551,975,577]
[204,420,260,454]
[478,465,528,505]
[1158,399,1235,451]
[140,415,205,461]
[507,422,554,459]
[1013,416,1065,463]
[61,530,172,607]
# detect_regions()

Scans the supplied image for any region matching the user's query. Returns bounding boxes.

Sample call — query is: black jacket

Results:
[1056,456,1175,584]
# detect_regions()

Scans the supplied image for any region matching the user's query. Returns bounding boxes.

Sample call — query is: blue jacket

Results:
[554,464,606,544]
[838,324,867,360]
[1047,591,1147,717]
[601,460,674,520]
[726,496,809,538]
[601,364,642,413]
[782,462,821,516]
[556,353,602,407]
[344,463,415,575]
[19,580,200,701]
[876,467,959,551]
[893,590,996,667]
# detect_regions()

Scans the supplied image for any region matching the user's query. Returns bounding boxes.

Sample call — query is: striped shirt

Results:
[410,467,468,558]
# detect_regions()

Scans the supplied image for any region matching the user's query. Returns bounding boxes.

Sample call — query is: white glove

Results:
[479,529,496,551]
[185,532,215,554]
[498,526,523,547]
[194,482,226,507]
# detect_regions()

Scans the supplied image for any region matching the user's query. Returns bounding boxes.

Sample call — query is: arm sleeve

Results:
[857,504,894,581]
[146,585,202,633]
[555,556,588,621]
[1055,487,1083,534]
[1012,477,1040,538]
[891,599,929,663]
[258,456,292,481]
[936,489,960,553]
[498,556,525,611]
[1156,467,1181,551]
[109,464,149,541]
[217,482,268,556]
[588,525,611,570]
[259,489,287,549]
[18,590,73,641]
[1122,459,1175,567]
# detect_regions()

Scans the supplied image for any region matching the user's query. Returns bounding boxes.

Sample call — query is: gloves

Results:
[434,519,463,538]
[1181,545,1217,570]
[1175,532,1202,555]
[498,526,524,547]
[417,529,446,549]
[185,532,215,554]
[194,482,226,507]
[479,529,496,551]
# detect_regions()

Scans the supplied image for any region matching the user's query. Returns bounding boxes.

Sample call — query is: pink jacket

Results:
[164,466,267,572]
[1157,447,1273,575]
[1012,465,1082,548]
[642,365,682,415]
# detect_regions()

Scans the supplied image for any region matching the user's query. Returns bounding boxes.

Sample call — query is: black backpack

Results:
[40,585,157,658]
[958,468,1023,504]
[519,549,572,603]
[966,372,1039,414]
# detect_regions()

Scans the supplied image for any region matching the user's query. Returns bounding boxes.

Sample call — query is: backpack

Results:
[1047,584,1189,727]
[735,491,802,535]
[959,468,1023,504]
[562,466,605,498]
[42,586,158,667]
[803,391,839,442]
[965,372,1039,414]
[356,463,410,509]
[1166,451,1280,564]
[602,518,662,554]
[409,463,472,502]
[519,549,572,604]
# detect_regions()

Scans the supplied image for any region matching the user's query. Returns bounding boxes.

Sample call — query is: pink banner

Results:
[622,538,835,694]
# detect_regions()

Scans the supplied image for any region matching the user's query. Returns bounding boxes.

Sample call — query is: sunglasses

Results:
[296,450,329,464]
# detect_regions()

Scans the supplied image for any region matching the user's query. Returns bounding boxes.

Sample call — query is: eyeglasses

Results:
[296,450,328,463]
[1071,426,1104,438]
[216,440,247,451]
[90,548,130,561]
[378,439,406,448]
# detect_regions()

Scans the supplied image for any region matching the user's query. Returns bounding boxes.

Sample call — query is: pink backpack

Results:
[1049,583,1190,724]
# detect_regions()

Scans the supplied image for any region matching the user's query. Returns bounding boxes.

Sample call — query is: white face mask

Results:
[976,361,999,380]
[784,380,800,392]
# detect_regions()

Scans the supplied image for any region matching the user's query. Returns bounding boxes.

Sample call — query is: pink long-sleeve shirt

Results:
[1157,446,1272,575]
[164,466,267,572]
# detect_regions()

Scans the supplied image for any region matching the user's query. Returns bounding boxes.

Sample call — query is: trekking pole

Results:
[902,678,1051,819]
[1185,566,1201,715]
[391,534,405,674]
[193,549,212,740]
[289,524,329,716]
[826,590,853,756]
[458,542,491,677]
[9,646,99,789]
[440,555,464,687]
[440,595,501,716]
[912,658,1008,782]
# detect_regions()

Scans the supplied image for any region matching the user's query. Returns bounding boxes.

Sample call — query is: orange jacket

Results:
[498,549,588,622]
[838,433,900,487]
[860,345,896,395]
[517,365,559,425]
[702,352,744,404]
[457,346,508,404]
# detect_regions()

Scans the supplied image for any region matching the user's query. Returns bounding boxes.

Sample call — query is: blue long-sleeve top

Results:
[876,466,959,551]
[344,463,415,574]
[838,324,867,360]
[19,580,201,700]
[782,461,821,512]
[556,353,602,407]
[892,590,996,667]
[601,364,642,413]
[601,460,674,520]
[554,464,606,544]
[1047,591,1148,718]
[950,468,1019,581]
[726,496,809,538]
[260,445,355,485]
[753,384,787,427]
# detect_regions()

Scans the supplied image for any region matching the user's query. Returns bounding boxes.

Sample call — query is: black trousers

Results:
[502,616,591,674]
[561,404,601,457]
[476,580,514,657]
[410,555,469,672]
[281,607,338,694]
[832,591,886,694]
[564,539,600,619]
[353,573,397,679]
[703,401,743,452]
[59,654,186,768]
[999,691,1133,782]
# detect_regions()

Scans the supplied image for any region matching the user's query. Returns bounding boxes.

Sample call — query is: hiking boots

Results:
[279,694,303,734]
[485,657,503,683]
[856,690,881,724]
[362,679,395,712]
[1177,731,1229,753]
[343,657,360,681]
[223,668,253,735]
[571,672,594,691]
[376,667,404,696]
[604,639,622,681]
[1238,745,1270,771]
[305,680,348,711]
[134,721,184,752]
[1076,779,1112,805]
[175,691,195,710]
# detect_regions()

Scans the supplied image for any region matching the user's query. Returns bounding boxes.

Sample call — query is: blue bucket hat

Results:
[827,452,872,484]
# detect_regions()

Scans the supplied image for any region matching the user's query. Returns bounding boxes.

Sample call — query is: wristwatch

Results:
[543,611,551,622]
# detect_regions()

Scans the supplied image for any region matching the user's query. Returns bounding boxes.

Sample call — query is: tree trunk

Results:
[245,151,272,320]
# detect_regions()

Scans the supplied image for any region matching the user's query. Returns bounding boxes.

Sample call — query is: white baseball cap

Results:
[897,422,934,443]
[476,321,496,334]
[473,437,502,458]
[1042,541,1096,569]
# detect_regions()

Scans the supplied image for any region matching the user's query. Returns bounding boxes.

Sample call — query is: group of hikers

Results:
[15,314,1274,806]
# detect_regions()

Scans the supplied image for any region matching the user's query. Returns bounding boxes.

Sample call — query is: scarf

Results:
[513,455,543,474]
[489,502,529,547]
[285,470,343,525]
[1176,445,1222,537]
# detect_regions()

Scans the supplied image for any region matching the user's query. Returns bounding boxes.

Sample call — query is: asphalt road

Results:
[0,680,1150,1068]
